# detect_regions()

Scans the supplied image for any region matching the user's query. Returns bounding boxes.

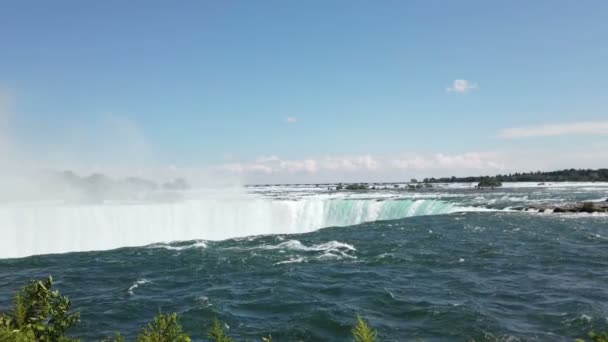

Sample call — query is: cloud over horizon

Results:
[3,83,607,185]
[217,152,505,182]
[497,120,608,139]
[215,147,608,183]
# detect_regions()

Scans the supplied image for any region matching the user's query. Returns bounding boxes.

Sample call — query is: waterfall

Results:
[0,198,459,259]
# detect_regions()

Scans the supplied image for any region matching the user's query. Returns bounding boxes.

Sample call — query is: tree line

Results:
[423,169,608,183]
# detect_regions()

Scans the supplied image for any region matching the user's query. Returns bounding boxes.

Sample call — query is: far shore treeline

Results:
[423,168,608,184]
[247,168,608,187]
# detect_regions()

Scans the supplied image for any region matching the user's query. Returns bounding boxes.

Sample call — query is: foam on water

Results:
[127,279,149,295]
[266,240,357,264]
[148,240,208,251]
[274,257,306,265]
[259,239,356,252]
[3,181,605,259]
[0,198,459,258]
[1,209,607,340]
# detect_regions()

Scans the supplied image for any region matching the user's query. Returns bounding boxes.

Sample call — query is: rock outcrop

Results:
[518,202,608,214]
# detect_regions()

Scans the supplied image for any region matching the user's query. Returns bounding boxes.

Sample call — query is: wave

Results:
[264,240,357,264]
[127,279,149,295]
[258,239,356,252]
[148,240,208,250]
[0,198,462,259]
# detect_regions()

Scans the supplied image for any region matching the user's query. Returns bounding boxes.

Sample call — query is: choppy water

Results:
[1,183,607,341]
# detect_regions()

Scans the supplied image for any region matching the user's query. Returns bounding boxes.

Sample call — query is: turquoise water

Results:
[1,212,607,341]
[0,183,607,340]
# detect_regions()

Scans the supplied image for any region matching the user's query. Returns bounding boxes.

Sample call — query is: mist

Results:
[0,90,245,204]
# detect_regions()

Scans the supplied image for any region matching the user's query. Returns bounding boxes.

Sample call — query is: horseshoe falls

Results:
[0,197,459,259]
[1,183,608,341]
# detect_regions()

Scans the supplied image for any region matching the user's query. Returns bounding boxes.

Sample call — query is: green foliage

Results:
[0,276,79,342]
[101,332,126,342]
[0,326,36,342]
[345,183,369,191]
[352,315,377,342]
[576,331,608,342]
[425,168,608,183]
[137,312,191,342]
[207,318,234,342]
[333,183,370,191]
[477,177,502,188]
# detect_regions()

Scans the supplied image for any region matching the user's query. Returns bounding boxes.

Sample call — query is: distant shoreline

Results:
[245,168,608,186]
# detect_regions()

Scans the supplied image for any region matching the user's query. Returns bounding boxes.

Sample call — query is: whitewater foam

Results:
[148,240,208,250]
[128,279,149,295]
[270,240,357,264]
[259,240,356,253]
[0,197,458,258]
[317,251,356,260]
[274,257,306,265]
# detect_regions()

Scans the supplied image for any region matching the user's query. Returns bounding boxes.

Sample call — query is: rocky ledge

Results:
[515,200,608,214]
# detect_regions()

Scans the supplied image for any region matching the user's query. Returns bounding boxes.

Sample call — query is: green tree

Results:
[352,316,377,342]
[477,177,502,188]
[137,312,191,342]
[101,333,125,342]
[0,327,36,342]
[0,276,79,342]
[207,318,234,342]
[576,331,608,342]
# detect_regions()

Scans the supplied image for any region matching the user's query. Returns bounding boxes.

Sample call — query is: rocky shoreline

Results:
[514,200,608,214]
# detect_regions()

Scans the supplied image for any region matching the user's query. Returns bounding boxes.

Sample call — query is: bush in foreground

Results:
[0,276,79,342]
[352,316,377,342]
[137,312,191,342]
[1,277,606,341]
[576,332,608,342]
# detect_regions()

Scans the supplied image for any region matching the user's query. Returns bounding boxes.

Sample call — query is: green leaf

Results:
[208,318,234,342]
[352,315,377,342]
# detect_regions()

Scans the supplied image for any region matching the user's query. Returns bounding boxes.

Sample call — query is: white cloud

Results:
[218,152,503,178]
[256,155,280,163]
[280,159,319,173]
[285,116,297,124]
[214,147,608,183]
[446,79,477,93]
[435,152,503,170]
[497,120,608,139]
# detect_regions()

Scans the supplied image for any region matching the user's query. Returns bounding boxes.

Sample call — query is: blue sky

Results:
[1,0,607,182]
